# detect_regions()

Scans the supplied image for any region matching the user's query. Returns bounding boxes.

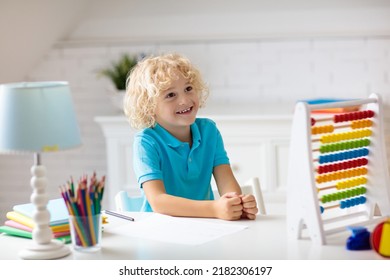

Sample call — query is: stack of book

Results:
[0,198,71,244]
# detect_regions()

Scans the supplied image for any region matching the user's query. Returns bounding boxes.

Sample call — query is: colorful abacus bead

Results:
[312,125,334,135]
[320,187,366,203]
[336,176,367,190]
[350,119,373,129]
[312,119,372,136]
[317,158,368,174]
[320,129,372,144]
[333,110,374,123]
[318,148,369,164]
[339,196,366,209]
[316,167,368,184]
[316,167,368,183]
[319,139,370,154]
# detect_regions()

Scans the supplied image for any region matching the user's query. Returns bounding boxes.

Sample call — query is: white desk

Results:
[0,204,385,260]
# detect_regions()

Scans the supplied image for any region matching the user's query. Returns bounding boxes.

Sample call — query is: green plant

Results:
[98,54,138,90]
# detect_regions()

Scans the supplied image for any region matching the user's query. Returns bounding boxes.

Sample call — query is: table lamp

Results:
[0,81,82,259]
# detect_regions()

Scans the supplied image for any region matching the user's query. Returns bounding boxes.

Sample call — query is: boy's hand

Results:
[240,194,258,220]
[214,192,243,220]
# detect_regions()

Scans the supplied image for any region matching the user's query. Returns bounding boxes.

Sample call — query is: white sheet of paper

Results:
[107,213,248,245]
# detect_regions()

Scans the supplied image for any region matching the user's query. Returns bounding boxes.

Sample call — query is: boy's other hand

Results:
[215,192,243,220]
[240,194,258,220]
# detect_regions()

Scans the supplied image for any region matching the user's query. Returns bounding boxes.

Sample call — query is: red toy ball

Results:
[371,219,390,257]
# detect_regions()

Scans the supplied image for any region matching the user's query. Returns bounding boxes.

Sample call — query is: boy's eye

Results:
[185,86,193,92]
[165,92,176,99]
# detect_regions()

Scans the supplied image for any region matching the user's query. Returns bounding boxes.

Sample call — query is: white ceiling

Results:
[1,0,390,83]
[0,0,91,83]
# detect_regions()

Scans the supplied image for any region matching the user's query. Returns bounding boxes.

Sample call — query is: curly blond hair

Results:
[123,53,209,129]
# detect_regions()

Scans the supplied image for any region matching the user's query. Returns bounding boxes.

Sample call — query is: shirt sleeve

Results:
[213,123,230,167]
[133,134,163,187]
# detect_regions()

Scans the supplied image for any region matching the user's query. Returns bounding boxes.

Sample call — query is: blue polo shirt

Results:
[133,118,230,212]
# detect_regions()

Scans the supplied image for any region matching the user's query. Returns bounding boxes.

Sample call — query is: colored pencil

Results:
[58,172,105,248]
[104,210,135,222]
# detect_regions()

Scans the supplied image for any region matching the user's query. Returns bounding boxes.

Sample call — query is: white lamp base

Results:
[20,156,71,260]
[19,239,71,260]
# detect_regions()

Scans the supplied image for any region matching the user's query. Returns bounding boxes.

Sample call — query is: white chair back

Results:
[115,191,143,212]
[240,177,266,215]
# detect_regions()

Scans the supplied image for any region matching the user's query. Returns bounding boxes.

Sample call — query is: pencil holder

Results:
[69,214,102,252]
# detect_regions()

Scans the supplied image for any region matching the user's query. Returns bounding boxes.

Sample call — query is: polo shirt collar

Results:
[153,122,202,149]
[191,122,201,149]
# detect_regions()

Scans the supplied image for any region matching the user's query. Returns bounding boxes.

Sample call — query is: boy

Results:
[124,53,258,220]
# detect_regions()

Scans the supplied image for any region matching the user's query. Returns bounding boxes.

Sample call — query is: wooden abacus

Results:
[287,93,390,245]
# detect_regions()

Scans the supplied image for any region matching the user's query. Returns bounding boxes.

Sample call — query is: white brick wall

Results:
[1,36,390,223]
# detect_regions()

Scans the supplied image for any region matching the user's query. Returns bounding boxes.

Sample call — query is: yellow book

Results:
[6,211,69,233]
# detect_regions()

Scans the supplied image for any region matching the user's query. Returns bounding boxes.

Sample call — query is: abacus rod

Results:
[322,214,384,236]
[314,114,374,124]
[311,122,372,137]
[324,218,378,236]
[315,117,366,123]
[311,129,372,143]
[322,204,339,210]
[317,185,336,192]
[316,176,367,192]
[318,187,367,203]
[322,211,367,224]
[315,117,335,123]
[336,123,352,129]
[308,98,377,111]
[312,154,368,163]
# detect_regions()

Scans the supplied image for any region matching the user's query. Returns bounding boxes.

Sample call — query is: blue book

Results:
[13,198,69,226]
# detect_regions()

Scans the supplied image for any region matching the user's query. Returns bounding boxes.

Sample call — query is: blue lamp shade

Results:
[0,81,82,153]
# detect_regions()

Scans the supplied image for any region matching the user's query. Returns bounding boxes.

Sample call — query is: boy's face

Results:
[154,72,199,135]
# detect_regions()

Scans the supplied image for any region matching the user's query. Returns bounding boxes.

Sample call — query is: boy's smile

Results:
[176,106,193,115]
[155,72,199,142]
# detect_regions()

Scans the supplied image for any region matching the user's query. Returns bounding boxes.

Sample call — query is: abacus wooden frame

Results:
[286,93,390,245]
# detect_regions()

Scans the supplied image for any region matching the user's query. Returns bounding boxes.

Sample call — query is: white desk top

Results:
[0,204,385,260]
